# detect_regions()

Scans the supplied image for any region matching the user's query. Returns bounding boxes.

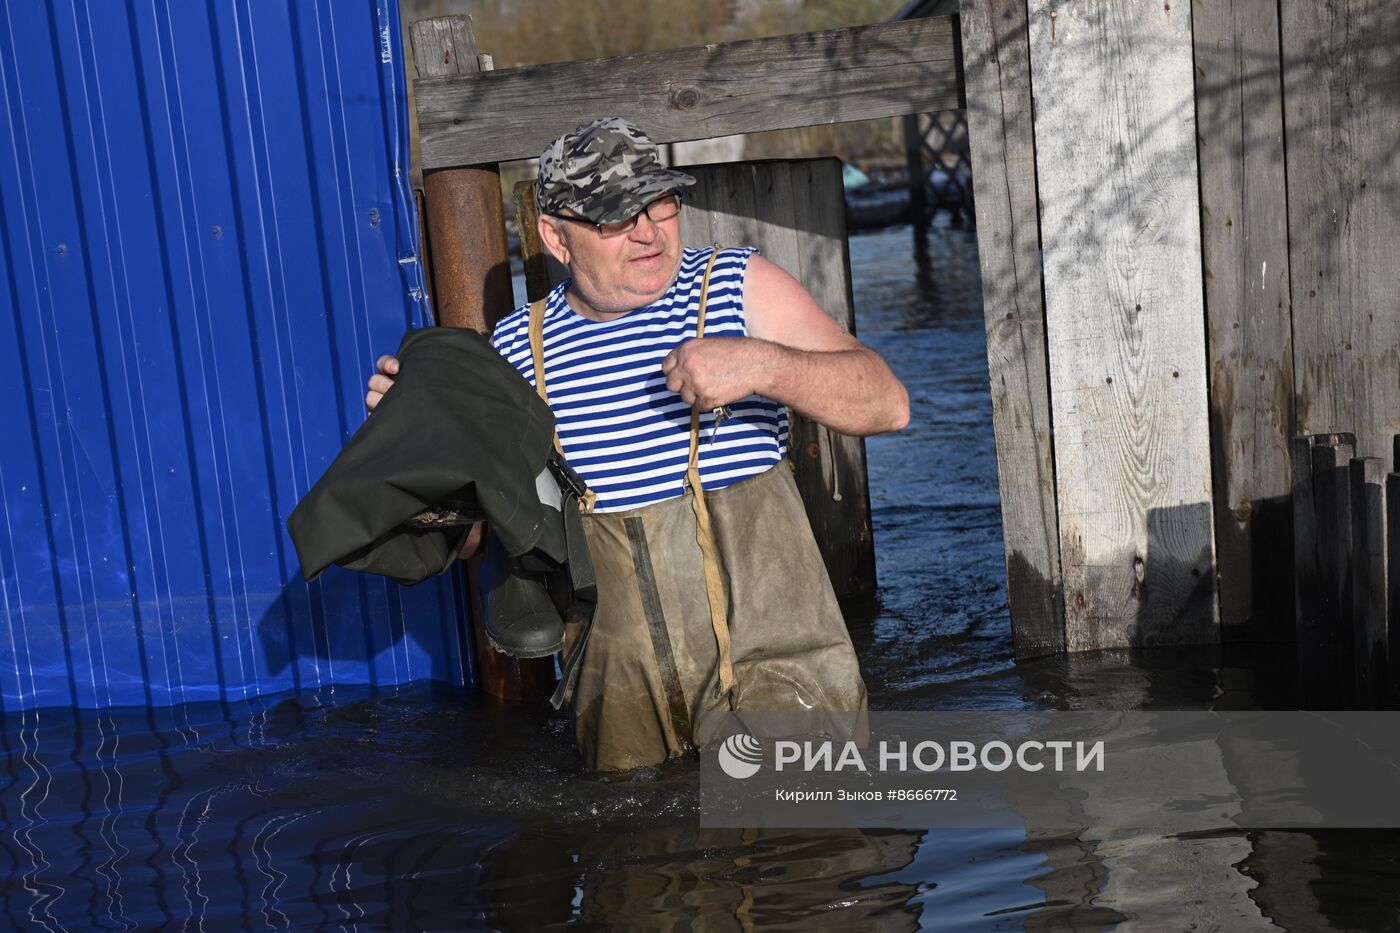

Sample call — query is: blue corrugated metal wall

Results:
[0,1,473,711]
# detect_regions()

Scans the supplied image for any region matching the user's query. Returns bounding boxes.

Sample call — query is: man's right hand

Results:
[365,355,400,412]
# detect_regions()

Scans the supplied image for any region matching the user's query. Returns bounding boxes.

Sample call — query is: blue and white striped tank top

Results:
[491,246,789,512]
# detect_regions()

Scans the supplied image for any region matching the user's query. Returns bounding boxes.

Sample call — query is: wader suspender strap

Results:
[528,299,598,513]
[684,250,737,699]
[529,250,736,704]
[529,297,597,711]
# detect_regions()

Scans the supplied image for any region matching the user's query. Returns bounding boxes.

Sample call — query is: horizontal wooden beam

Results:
[414,16,963,169]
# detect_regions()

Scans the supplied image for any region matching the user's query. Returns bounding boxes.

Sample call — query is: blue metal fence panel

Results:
[0,0,473,711]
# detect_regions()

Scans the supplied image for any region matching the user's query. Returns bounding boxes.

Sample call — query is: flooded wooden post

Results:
[1388,440,1400,707]
[961,0,1063,657]
[1191,0,1294,643]
[1025,0,1217,649]
[410,15,555,703]
[1282,4,1400,470]
[1349,457,1387,707]
[902,114,928,239]
[1294,434,1356,706]
[1291,435,1324,701]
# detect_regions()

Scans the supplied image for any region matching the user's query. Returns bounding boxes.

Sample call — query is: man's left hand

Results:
[661,336,767,411]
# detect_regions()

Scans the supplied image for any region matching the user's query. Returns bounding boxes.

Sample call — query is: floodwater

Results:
[4,221,1399,931]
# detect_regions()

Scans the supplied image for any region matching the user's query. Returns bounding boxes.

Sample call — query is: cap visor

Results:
[579,169,697,225]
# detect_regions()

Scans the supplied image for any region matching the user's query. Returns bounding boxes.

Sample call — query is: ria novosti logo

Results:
[717,733,764,779]
[714,731,1106,779]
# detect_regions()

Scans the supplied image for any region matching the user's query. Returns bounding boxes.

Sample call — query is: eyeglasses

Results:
[550,193,682,238]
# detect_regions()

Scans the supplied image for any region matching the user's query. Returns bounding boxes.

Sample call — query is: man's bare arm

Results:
[661,255,909,436]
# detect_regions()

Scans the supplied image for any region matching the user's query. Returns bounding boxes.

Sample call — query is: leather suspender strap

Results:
[529,298,596,512]
[528,298,559,451]
[531,250,736,701]
[686,250,736,699]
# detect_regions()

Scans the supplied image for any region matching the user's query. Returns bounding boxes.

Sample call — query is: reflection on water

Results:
[4,222,1399,930]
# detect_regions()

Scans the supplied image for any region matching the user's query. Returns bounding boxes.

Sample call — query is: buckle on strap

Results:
[546,451,590,501]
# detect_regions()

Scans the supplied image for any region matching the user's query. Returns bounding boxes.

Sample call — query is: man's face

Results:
[541,196,683,319]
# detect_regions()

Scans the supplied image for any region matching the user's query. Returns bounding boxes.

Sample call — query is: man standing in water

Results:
[366,117,909,771]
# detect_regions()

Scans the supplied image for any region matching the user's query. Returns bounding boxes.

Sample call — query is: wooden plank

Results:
[1191,0,1295,640]
[1350,457,1388,707]
[1311,436,1355,705]
[676,166,716,247]
[1392,433,1400,707]
[699,164,761,256]
[517,160,877,598]
[960,0,1063,657]
[1291,435,1323,698]
[511,179,567,303]
[785,160,877,600]
[408,16,476,78]
[1388,470,1400,707]
[1280,3,1400,463]
[414,18,963,169]
[1026,1,1217,649]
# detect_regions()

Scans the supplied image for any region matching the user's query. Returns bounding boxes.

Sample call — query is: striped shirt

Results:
[491,246,789,512]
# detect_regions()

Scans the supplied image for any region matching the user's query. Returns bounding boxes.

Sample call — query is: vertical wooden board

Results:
[512,179,548,302]
[1291,436,1323,693]
[745,163,805,283]
[961,0,1064,657]
[1387,472,1400,707]
[700,164,762,249]
[677,166,717,248]
[1280,2,1400,462]
[787,159,877,598]
[1027,1,1218,649]
[409,17,479,79]
[1312,437,1355,703]
[511,180,569,301]
[1349,457,1388,707]
[787,160,859,335]
[1191,0,1296,638]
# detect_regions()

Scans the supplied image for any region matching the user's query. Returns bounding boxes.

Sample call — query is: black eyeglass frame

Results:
[548,192,683,238]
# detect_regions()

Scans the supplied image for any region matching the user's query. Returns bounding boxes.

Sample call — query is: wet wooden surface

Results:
[1026,0,1217,648]
[1191,0,1295,639]
[414,18,962,168]
[1280,2,1400,462]
[960,0,1064,657]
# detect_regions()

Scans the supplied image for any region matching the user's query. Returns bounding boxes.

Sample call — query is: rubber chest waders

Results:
[529,249,868,772]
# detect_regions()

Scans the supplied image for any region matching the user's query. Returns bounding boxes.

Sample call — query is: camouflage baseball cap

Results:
[536,117,696,226]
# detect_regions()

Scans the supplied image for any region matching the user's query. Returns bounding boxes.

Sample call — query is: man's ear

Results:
[538,215,570,265]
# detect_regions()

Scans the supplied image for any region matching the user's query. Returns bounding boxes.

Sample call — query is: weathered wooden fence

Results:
[960,0,1399,681]
[409,3,1398,705]
[1292,434,1399,707]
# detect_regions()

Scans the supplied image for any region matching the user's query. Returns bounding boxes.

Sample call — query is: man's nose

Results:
[629,211,659,243]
